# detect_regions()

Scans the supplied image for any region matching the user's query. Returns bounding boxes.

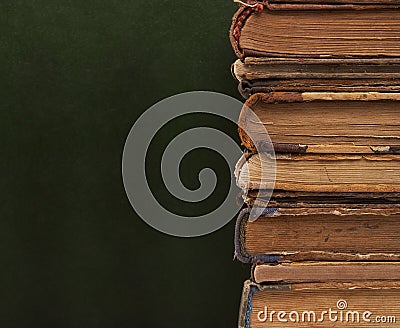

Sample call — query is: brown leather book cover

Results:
[233,58,400,98]
[234,0,400,7]
[236,152,400,193]
[230,4,400,59]
[238,92,400,154]
[234,207,400,263]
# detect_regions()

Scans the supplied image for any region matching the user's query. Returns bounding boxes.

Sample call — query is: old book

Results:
[244,190,400,208]
[238,92,400,154]
[230,4,400,59]
[235,153,400,193]
[234,207,400,263]
[235,0,400,7]
[233,58,400,98]
[253,262,400,284]
[239,280,400,328]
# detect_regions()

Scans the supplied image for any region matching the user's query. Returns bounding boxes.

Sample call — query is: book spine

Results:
[230,6,260,59]
[238,93,307,154]
[238,281,291,328]
[234,208,281,264]
[238,281,258,328]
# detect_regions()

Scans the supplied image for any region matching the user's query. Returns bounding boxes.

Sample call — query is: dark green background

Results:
[2,1,250,327]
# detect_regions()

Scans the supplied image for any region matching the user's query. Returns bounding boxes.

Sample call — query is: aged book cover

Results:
[244,190,400,208]
[234,207,400,263]
[235,153,400,193]
[238,92,400,154]
[239,280,400,328]
[234,0,400,6]
[230,3,400,59]
[233,58,400,98]
[252,262,400,284]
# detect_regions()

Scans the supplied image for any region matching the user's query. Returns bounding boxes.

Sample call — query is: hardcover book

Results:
[239,280,400,328]
[235,153,400,193]
[234,0,400,7]
[233,58,400,98]
[230,3,400,59]
[234,207,400,263]
[238,92,400,154]
[252,262,400,284]
[244,190,400,208]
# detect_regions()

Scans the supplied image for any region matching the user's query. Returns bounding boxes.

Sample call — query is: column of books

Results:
[230,1,400,327]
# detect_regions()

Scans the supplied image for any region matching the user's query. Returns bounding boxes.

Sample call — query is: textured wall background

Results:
[1,1,249,327]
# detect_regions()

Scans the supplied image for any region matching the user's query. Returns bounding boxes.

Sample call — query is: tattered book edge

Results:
[234,208,281,264]
[238,280,291,328]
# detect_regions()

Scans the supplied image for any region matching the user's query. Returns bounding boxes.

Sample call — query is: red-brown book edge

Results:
[230,4,400,59]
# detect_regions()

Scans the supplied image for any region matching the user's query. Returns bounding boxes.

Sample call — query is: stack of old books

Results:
[230,0,400,326]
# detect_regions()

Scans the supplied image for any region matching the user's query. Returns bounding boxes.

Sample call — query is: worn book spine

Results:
[234,208,281,264]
